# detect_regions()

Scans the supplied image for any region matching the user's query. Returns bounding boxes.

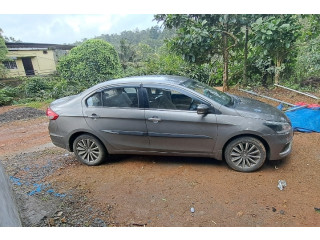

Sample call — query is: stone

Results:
[48,218,55,226]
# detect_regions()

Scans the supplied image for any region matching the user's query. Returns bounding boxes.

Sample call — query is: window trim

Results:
[85,92,103,108]
[85,86,142,109]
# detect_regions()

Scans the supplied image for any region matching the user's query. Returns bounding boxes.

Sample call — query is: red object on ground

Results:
[295,102,320,108]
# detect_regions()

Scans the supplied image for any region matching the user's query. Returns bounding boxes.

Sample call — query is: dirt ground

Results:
[1,87,320,227]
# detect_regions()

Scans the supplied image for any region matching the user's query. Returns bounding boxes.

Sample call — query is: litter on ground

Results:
[278,180,287,191]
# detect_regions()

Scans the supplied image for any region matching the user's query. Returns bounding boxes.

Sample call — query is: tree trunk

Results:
[243,24,249,86]
[274,58,281,85]
[262,73,267,87]
[222,33,229,92]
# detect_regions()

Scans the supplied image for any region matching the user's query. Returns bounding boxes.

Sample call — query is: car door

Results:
[83,86,149,152]
[143,86,218,154]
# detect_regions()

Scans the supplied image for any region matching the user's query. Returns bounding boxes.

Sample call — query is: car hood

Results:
[232,96,289,122]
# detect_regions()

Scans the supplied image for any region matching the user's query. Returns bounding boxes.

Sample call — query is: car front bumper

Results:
[264,130,293,160]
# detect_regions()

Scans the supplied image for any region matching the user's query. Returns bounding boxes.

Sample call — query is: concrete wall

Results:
[0,161,22,227]
[6,49,57,77]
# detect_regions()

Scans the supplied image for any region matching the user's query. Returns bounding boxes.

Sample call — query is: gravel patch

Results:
[2,148,110,227]
[0,107,45,124]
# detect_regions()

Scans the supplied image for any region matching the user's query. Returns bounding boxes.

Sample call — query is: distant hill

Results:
[74,26,175,52]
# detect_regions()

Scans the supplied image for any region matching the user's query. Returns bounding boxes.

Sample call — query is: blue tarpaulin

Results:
[285,107,320,133]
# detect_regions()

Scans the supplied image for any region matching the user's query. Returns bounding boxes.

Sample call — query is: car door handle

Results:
[88,113,100,119]
[147,116,162,123]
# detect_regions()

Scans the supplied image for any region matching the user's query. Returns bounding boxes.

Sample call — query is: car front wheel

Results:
[73,134,107,166]
[224,137,266,172]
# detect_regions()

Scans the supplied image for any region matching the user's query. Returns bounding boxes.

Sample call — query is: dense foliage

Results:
[0,30,8,78]
[250,15,302,84]
[0,76,77,106]
[155,14,320,90]
[94,26,175,52]
[57,39,122,88]
[154,14,244,91]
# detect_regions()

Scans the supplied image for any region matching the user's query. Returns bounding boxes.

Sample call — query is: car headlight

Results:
[264,121,292,134]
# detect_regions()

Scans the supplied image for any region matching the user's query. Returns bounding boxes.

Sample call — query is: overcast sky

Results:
[0,14,157,44]
[0,0,314,45]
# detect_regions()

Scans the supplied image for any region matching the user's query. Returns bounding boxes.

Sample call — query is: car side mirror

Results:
[197,104,210,115]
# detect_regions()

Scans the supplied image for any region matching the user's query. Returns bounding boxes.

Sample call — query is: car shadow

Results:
[261,156,290,171]
[104,154,226,168]
[103,154,291,172]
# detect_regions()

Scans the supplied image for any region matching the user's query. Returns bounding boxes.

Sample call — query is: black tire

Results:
[224,137,266,172]
[73,134,107,166]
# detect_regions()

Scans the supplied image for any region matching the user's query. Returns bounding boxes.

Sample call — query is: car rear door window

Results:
[86,87,139,108]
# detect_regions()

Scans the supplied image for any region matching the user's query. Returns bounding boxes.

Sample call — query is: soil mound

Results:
[0,107,45,124]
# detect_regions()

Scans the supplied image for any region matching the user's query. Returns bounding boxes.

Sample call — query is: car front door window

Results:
[146,87,201,111]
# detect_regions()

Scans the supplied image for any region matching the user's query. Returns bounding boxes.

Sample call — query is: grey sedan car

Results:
[46,75,293,172]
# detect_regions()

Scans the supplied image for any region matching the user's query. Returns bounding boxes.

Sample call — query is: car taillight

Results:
[46,108,59,120]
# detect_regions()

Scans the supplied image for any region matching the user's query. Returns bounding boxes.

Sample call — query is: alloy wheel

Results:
[73,134,106,166]
[76,139,100,163]
[225,136,266,172]
[230,142,262,169]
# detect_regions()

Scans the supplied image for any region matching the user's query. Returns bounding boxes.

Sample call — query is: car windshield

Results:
[180,79,233,106]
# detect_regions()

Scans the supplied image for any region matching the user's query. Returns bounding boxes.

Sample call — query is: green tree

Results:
[145,45,188,75]
[135,43,155,62]
[251,15,302,84]
[57,39,122,88]
[119,39,137,69]
[295,34,320,82]
[155,14,243,91]
[238,15,261,86]
[290,15,320,84]
[96,26,175,54]
[0,28,8,78]
[299,15,320,42]
[149,26,161,39]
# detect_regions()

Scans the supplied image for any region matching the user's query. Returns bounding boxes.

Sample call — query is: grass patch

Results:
[15,99,53,110]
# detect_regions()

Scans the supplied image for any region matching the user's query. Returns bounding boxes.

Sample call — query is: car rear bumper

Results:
[49,133,67,150]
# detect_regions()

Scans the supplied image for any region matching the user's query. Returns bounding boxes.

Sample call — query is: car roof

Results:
[105,75,189,85]
[82,75,191,95]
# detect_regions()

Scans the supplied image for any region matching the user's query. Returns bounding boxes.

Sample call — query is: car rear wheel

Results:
[224,137,266,172]
[73,134,107,166]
